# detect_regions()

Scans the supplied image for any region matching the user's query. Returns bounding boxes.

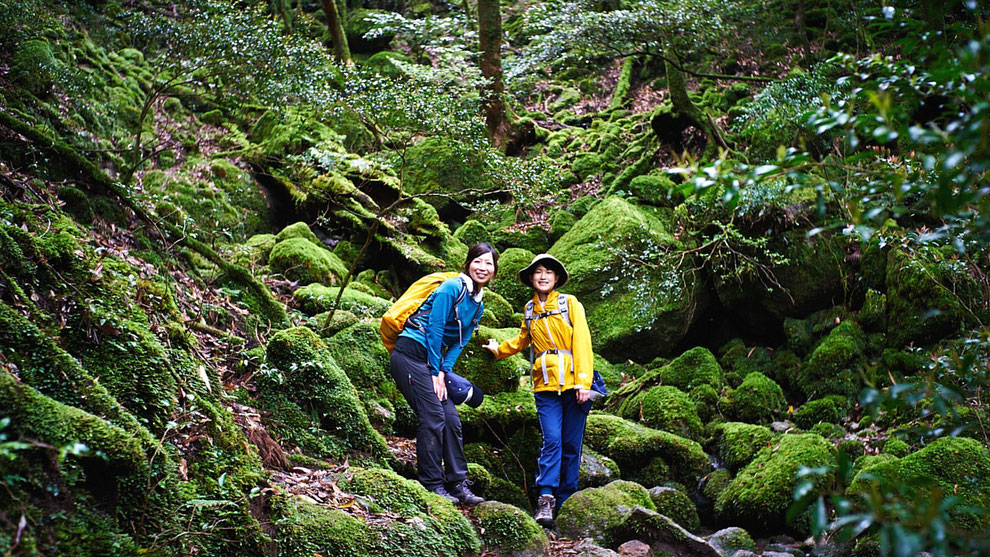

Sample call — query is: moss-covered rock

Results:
[885,247,984,347]
[848,437,990,533]
[453,219,493,249]
[628,173,680,207]
[12,39,57,96]
[234,233,276,267]
[268,237,349,285]
[550,197,705,361]
[798,320,866,399]
[701,469,733,508]
[293,283,390,317]
[793,395,849,429]
[722,372,785,424]
[648,486,701,533]
[713,422,775,471]
[706,527,756,556]
[547,209,577,244]
[556,480,655,546]
[881,436,911,458]
[362,50,412,79]
[453,325,528,396]
[276,221,322,245]
[57,185,94,224]
[580,445,621,488]
[492,225,550,255]
[715,433,835,533]
[859,288,887,332]
[346,9,395,53]
[260,327,388,461]
[472,501,549,557]
[488,247,537,309]
[459,385,538,440]
[621,385,704,441]
[783,317,815,357]
[584,414,710,486]
[273,499,377,557]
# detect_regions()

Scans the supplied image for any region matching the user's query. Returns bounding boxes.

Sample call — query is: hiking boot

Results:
[534,494,555,528]
[429,485,460,504]
[447,479,484,506]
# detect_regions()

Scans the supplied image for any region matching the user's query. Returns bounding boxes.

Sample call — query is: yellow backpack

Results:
[380,271,462,353]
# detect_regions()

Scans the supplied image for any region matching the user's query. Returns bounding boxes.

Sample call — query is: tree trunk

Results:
[657,53,724,157]
[321,0,351,64]
[794,0,812,62]
[477,0,509,150]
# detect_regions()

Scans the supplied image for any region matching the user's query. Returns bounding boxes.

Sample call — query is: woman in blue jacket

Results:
[389,243,498,505]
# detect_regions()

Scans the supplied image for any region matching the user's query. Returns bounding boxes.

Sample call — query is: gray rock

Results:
[707,527,756,555]
[612,506,722,557]
[573,537,621,557]
[618,539,651,557]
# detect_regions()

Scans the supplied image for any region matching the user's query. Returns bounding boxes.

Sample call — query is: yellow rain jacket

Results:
[492,290,594,393]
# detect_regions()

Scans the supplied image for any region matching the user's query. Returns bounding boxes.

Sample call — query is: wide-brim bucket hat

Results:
[518,253,568,289]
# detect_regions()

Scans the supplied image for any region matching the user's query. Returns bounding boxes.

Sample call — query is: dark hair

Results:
[527,260,565,287]
[463,243,499,286]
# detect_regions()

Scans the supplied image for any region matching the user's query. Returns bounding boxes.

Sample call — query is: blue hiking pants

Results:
[390,337,468,489]
[534,389,588,506]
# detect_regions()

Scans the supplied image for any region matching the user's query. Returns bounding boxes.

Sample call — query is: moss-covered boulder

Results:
[706,527,756,556]
[276,221,322,245]
[847,437,990,533]
[472,501,549,557]
[798,320,866,399]
[346,9,395,53]
[260,327,388,461]
[362,50,412,79]
[610,347,722,419]
[620,385,704,441]
[339,467,481,554]
[722,372,785,424]
[293,283,391,317]
[403,136,493,213]
[584,414,710,486]
[325,321,412,435]
[453,219,494,249]
[269,237,349,285]
[488,247,537,309]
[453,325,528,395]
[458,385,537,439]
[273,500,378,557]
[715,433,835,533]
[885,247,985,347]
[793,395,849,429]
[557,480,656,546]
[580,446,621,488]
[236,233,276,267]
[12,39,57,96]
[648,486,701,533]
[628,173,679,207]
[550,197,705,361]
[713,422,775,471]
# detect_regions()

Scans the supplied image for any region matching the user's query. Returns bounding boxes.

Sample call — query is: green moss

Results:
[550,197,702,361]
[551,87,581,111]
[793,395,849,429]
[260,327,388,461]
[293,283,390,317]
[557,480,656,546]
[453,325,527,395]
[472,501,549,555]
[717,433,835,533]
[456,381,537,437]
[689,383,719,423]
[713,422,775,471]
[848,437,990,532]
[723,372,785,424]
[547,209,577,243]
[269,237,348,285]
[810,421,846,438]
[885,248,983,347]
[492,225,549,255]
[648,486,700,533]
[627,174,679,207]
[859,288,887,332]
[706,527,756,556]
[12,39,57,96]
[57,185,94,224]
[622,385,704,441]
[487,247,536,309]
[479,289,514,328]
[837,439,865,460]
[571,152,604,181]
[453,219,493,249]
[783,317,814,356]
[580,445,621,488]
[584,414,710,486]
[275,221,321,245]
[701,469,733,505]
[273,498,378,556]
[881,436,911,457]
[798,320,866,399]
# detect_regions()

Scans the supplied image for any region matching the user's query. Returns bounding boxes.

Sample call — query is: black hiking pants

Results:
[389,336,468,489]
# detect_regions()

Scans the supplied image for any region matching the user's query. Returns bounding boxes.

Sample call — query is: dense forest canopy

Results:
[0,1,988,556]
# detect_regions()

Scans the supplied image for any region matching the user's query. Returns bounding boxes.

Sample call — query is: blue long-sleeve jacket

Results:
[398,274,484,375]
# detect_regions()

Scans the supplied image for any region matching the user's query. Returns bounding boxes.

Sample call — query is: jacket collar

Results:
[533,289,559,312]
[459,273,484,303]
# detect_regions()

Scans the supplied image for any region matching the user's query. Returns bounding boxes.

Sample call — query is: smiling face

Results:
[468,252,496,287]
[531,264,557,296]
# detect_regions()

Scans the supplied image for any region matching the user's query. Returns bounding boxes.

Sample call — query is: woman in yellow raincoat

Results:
[484,253,594,528]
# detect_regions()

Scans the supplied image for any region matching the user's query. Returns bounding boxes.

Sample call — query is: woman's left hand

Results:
[433,371,448,401]
[575,388,590,404]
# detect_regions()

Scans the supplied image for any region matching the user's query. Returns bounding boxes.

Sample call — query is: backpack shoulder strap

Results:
[557,294,571,328]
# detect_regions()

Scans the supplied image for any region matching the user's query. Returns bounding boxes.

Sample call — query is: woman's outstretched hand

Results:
[433,371,447,401]
[483,338,499,355]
